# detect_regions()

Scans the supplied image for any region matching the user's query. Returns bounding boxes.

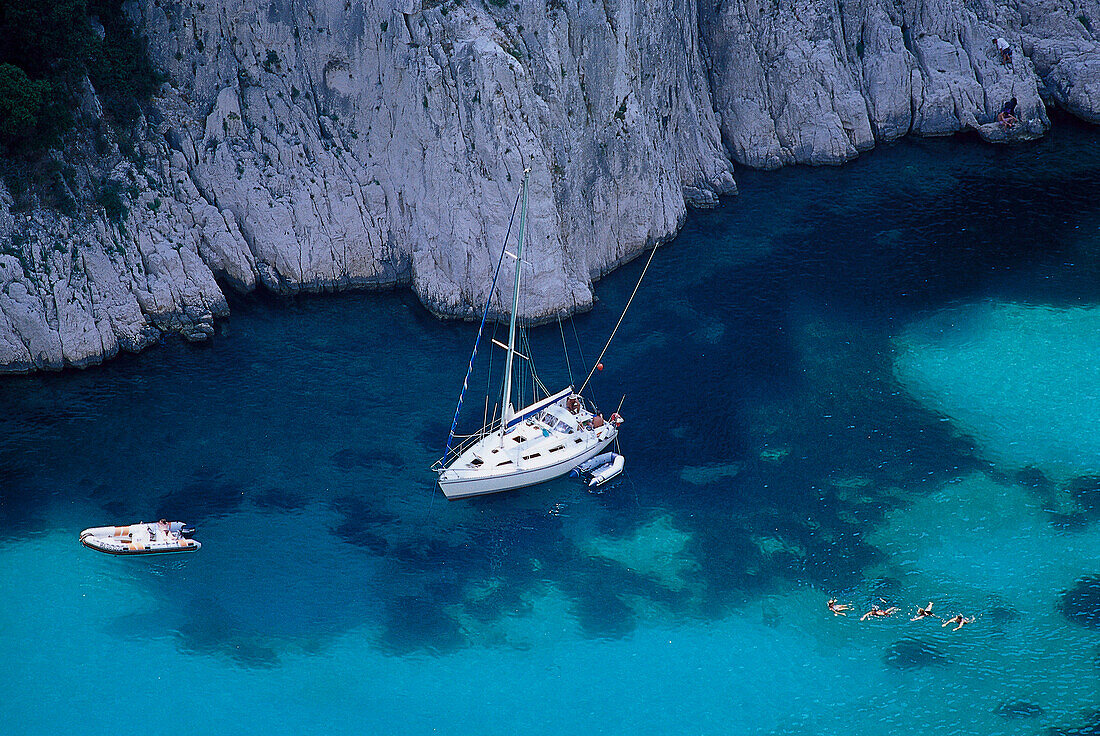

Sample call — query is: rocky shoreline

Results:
[2,0,1099,373]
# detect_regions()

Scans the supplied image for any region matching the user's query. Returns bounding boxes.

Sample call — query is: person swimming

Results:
[942,614,974,631]
[827,598,853,617]
[860,602,900,621]
[910,601,935,621]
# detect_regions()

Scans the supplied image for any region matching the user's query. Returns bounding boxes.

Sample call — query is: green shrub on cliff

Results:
[86,0,164,122]
[96,179,126,224]
[0,64,46,146]
[0,0,161,156]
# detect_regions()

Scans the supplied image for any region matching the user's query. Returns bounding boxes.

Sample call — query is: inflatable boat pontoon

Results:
[80,521,199,555]
[570,452,625,487]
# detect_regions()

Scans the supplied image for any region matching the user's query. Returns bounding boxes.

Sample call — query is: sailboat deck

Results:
[438,398,618,497]
[454,405,593,471]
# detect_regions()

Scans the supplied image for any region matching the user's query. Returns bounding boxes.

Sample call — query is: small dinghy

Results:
[80,520,199,556]
[570,452,625,487]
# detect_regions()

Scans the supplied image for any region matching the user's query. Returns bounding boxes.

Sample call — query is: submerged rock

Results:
[1059,575,1100,630]
[1069,476,1100,515]
[679,462,742,486]
[883,637,948,670]
[1046,709,1100,736]
[994,699,1045,719]
[1016,467,1054,493]
[987,602,1021,627]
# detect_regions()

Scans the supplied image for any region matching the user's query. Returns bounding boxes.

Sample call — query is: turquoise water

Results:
[3,119,1100,734]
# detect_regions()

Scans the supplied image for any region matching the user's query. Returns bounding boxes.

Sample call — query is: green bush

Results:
[0,64,45,146]
[96,179,126,224]
[0,0,93,78]
[0,0,161,155]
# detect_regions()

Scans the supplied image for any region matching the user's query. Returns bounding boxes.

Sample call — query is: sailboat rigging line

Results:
[521,328,545,400]
[531,333,550,397]
[557,315,574,385]
[579,242,661,395]
[570,315,587,376]
[443,187,523,462]
[516,327,528,410]
[486,319,499,397]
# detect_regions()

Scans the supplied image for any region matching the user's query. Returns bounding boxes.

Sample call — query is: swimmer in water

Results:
[910,601,935,621]
[860,603,899,621]
[942,614,974,631]
[827,598,853,617]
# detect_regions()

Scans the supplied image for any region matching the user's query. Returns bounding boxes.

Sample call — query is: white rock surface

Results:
[1,0,1098,372]
[699,0,1074,168]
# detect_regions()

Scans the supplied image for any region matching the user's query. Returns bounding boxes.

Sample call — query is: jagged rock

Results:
[133,0,736,324]
[683,185,720,208]
[0,121,230,373]
[1019,4,1100,123]
[700,0,1061,167]
[2,0,1100,372]
[973,120,1046,142]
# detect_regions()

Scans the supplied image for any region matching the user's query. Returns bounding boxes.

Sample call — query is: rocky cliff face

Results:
[1,0,1098,373]
[701,0,1100,168]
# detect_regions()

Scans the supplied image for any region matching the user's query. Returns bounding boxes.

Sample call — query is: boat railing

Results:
[433,416,505,470]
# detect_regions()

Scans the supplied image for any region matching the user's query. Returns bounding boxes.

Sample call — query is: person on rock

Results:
[994,37,1012,66]
[997,97,1018,129]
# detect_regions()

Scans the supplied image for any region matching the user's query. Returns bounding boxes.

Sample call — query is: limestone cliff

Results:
[1,0,1098,372]
[701,0,1099,168]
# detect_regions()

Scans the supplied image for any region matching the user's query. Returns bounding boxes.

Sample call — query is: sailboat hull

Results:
[439,434,616,500]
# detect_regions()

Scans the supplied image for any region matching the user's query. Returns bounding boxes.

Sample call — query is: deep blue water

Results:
[3,119,1100,735]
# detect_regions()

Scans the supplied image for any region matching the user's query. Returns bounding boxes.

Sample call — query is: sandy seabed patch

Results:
[894,300,1100,479]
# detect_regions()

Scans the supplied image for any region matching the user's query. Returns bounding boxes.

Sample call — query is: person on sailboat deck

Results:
[567,396,580,414]
[592,414,605,428]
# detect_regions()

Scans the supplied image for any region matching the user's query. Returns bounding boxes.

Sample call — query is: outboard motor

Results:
[180,525,197,539]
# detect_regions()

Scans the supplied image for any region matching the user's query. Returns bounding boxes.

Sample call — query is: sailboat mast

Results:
[501,169,530,429]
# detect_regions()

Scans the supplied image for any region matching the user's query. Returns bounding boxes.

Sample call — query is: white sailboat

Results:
[434,170,622,500]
